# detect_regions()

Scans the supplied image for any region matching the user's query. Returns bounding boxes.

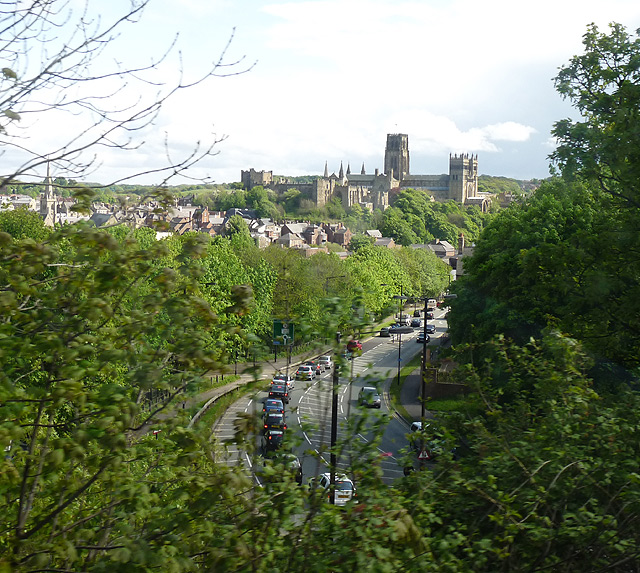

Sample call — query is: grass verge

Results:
[387,352,469,420]
[192,379,266,431]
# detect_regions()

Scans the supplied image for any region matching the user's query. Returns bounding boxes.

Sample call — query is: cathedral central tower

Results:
[384,133,409,180]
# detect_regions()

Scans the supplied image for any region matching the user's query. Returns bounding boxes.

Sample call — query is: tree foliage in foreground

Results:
[396,334,640,572]
[552,22,640,209]
[0,223,257,569]
[450,22,640,381]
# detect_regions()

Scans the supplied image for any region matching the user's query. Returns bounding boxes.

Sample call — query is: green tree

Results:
[0,223,256,570]
[347,233,375,252]
[380,207,419,246]
[552,22,640,208]
[449,178,640,376]
[397,334,640,571]
[0,209,50,241]
[223,214,251,239]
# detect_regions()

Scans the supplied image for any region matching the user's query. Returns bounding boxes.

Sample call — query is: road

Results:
[212,307,449,486]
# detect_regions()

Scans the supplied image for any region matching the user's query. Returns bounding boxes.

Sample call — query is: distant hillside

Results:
[478,175,543,195]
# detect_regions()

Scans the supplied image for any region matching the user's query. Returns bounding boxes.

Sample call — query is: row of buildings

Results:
[0,179,361,252]
[1,186,470,267]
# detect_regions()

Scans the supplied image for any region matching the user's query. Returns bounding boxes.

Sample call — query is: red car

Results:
[346,339,362,352]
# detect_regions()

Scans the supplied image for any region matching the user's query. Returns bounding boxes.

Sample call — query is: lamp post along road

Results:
[394,286,411,386]
[324,275,345,505]
[330,356,339,505]
[421,297,428,424]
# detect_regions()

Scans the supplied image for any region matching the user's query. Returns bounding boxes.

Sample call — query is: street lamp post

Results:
[420,297,429,424]
[325,276,345,505]
[330,350,339,505]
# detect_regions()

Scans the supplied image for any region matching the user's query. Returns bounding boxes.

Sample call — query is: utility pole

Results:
[329,331,341,505]
[420,296,428,424]
[395,285,411,386]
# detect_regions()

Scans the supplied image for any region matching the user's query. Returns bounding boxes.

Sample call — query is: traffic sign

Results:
[418,450,430,460]
[273,319,294,346]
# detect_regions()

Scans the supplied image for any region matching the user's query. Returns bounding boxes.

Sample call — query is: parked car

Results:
[416,332,430,344]
[296,365,315,381]
[425,324,436,334]
[358,386,381,408]
[263,398,285,416]
[379,327,390,337]
[263,429,284,452]
[309,473,357,506]
[272,373,295,390]
[410,318,422,328]
[413,309,421,317]
[317,355,333,371]
[346,339,362,352]
[263,412,287,433]
[268,383,290,403]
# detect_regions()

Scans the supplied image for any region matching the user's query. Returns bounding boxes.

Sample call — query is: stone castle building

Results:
[242,134,489,212]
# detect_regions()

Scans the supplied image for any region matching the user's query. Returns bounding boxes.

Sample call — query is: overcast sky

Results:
[16,0,640,185]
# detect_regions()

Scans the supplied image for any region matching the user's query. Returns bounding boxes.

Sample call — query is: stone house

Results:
[277,232,304,248]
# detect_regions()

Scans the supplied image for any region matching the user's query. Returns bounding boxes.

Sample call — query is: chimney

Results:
[458,232,465,254]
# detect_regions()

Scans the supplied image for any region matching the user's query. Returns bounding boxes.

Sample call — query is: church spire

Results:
[346,163,351,176]
[323,160,328,178]
[339,161,344,179]
[45,161,54,198]
[361,162,366,175]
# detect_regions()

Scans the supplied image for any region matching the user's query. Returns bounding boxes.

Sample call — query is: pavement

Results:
[398,369,432,423]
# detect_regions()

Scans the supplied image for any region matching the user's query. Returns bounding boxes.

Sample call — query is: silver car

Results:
[358,386,381,408]
[317,355,333,371]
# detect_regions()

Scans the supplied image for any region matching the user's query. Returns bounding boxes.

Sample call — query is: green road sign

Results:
[273,319,294,345]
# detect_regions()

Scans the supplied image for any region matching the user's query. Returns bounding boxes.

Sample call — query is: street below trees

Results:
[212,307,450,487]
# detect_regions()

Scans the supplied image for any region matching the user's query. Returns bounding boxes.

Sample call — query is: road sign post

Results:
[273,320,294,346]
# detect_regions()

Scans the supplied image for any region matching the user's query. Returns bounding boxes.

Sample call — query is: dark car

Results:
[263,398,285,416]
[410,318,421,328]
[268,383,290,403]
[358,386,381,408]
[263,412,287,432]
[416,332,430,344]
[413,310,421,317]
[263,429,284,452]
[425,312,434,320]
[347,339,362,352]
[379,327,390,337]
[425,324,436,334]
[257,451,303,485]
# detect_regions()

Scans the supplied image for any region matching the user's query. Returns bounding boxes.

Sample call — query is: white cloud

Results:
[475,122,537,143]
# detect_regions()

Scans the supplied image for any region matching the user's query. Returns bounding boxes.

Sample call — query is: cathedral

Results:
[242,134,489,212]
